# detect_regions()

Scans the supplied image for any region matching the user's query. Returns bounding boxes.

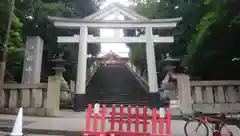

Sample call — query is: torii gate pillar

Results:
[145,27,158,93]
[145,27,161,109]
[74,26,88,111]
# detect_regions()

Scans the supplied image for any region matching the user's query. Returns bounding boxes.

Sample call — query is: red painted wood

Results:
[83,104,172,136]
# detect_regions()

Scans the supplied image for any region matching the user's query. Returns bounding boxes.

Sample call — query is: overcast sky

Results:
[99,0,132,57]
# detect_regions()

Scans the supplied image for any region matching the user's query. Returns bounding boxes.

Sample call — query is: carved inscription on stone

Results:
[22,37,43,84]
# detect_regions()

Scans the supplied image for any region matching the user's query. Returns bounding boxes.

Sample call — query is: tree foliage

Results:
[2,0,240,82]
[0,0,104,82]
[130,0,240,80]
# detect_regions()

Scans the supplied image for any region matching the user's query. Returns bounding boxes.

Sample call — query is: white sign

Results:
[159,108,165,118]
[94,103,100,114]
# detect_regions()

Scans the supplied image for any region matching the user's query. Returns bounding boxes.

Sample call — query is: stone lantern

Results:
[50,53,66,76]
[161,53,181,73]
[160,53,181,102]
[50,53,71,108]
[148,53,181,109]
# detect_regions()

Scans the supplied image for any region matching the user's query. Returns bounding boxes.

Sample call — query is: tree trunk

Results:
[0,0,15,88]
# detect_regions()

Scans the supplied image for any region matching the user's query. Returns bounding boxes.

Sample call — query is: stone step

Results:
[89,99,148,102]
[87,93,147,96]
[94,99,148,102]
[89,101,148,104]
[95,96,148,99]
[97,92,146,95]
[88,103,147,107]
[92,98,147,101]
[89,100,147,104]
[95,97,148,100]
[88,100,179,107]
[90,92,142,95]
[86,62,149,108]
[88,96,148,101]
[94,96,147,98]
[96,94,147,97]
[91,94,148,97]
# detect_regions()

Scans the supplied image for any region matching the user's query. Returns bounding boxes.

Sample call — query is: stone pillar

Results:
[46,55,66,116]
[45,70,62,117]
[145,27,160,109]
[74,26,88,112]
[175,74,193,115]
[22,36,43,84]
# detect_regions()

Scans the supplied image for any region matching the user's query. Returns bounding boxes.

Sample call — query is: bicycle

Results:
[183,111,233,136]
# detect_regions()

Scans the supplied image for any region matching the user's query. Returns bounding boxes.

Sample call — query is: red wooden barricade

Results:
[83,104,107,136]
[82,104,171,136]
[108,105,150,136]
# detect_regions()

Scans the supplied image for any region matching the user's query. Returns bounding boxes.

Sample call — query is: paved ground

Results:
[0,109,239,136]
[0,132,63,136]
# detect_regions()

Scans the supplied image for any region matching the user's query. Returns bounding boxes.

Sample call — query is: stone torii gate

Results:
[48,3,181,111]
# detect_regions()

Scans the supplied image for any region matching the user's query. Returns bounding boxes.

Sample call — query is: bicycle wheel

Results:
[184,119,209,136]
[219,124,233,136]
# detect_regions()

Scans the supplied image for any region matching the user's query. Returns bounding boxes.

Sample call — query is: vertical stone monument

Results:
[22,36,43,84]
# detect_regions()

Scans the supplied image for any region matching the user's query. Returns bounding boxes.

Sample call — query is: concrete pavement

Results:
[0,109,239,136]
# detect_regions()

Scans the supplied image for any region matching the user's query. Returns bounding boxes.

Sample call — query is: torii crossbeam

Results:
[48,3,182,112]
[57,35,174,43]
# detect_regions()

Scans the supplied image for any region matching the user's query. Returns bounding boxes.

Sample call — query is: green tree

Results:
[0,0,104,82]
[182,0,240,79]
[127,0,181,75]
[131,0,240,80]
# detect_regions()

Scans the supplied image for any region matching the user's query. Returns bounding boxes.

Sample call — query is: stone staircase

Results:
[86,63,148,106]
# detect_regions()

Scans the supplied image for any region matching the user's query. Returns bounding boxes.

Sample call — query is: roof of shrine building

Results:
[97,51,129,60]
[101,51,122,58]
[48,3,182,27]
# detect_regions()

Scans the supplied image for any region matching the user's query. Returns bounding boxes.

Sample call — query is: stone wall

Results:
[167,73,240,115]
[0,75,61,117]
